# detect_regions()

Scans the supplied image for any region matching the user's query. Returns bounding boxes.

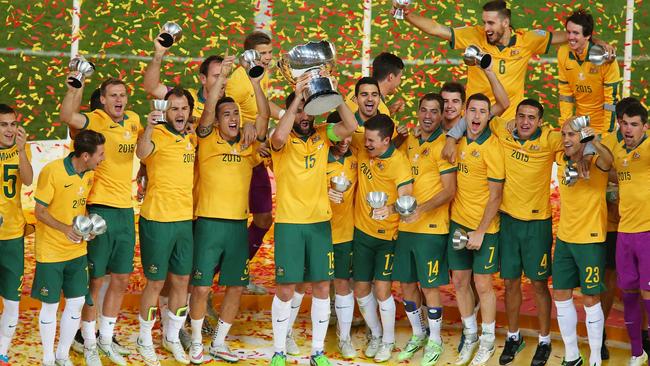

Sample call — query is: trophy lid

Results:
[279,40,337,83]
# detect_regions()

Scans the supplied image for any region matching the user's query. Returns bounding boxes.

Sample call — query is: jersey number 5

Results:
[2,164,18,199]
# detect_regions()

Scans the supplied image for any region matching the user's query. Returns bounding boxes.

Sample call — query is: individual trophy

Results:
[72,215,93,243]
[367,191,388,219]
[564,165,579,186]
[88,213,107,236]
[278,40,343,116]
[67,57,95,89]
[330,174,352,193]
[588,44,615,66]
[240,49,265,78]
[569,115,594,143]
[393,0,411,20]
[394,195,417,219]
[463,45,492,69]
[159,22,183,48]
[452,228,468,250]
[150,99,169,124]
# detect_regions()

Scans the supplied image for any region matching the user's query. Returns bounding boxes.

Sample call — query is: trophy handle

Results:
[67,72,85,89]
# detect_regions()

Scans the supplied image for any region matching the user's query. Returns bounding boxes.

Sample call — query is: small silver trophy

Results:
[330,175,352,193]
[588,44,615,66]
[366,191,388,209]
[88,213,107,236]
[395,195,417,219]
[67,57,95,89]
[159,22,183,48]
[240,49,265,78]
[150,99,169,124]
[279,40,343,116]
[569,116,594,143]
[463,45,492,69]
[72,215,93,243]
[452,228,468,250]
[564,165,579,186]
[393,0,411,20]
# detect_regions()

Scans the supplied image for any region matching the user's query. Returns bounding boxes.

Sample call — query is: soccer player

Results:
[558,10,621,134]
[0,104,33,365]
[345,52,405,116]
[440,82,466,131]
[60,77,142,366]
[393,93,456,365]
[352,114,413,363]
[268,73,358,366]
[609,103,650,365]
[553,117,613,366]
[348,77,382,150]
[187,56,270,364]
[135,87,196,366]
[32,130,105,366]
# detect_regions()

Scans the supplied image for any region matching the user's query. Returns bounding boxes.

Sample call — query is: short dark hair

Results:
[623,103,649,124]
[216,96,236,114]
[199,55,224,77]
[466,93,491,110]
[285,92,296,109]
[440,82,466,103]
[566,9,594,37]
[89,88,103,111]
[516,98,544,118]
[365,114,395,140]
[0,104,15,115]
[615,97,640,119]
[355,77,380,97]
[372,53,404,82]
[244,31,272,50]
[482,1,511,22]
[326,111,342,124]
[164,86,195,116]
[419,93,444,109]
[99,78,127,96]
[73,129,105,157]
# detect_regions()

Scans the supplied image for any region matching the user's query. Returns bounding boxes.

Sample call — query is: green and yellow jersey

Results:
[0,144,31,240]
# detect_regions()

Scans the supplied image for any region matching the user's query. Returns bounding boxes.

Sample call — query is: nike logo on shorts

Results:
[484,264,495,270]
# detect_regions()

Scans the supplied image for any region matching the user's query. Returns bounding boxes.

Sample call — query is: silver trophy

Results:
[159,22,183,48]
[564,165,579,186]
[67,57,95,89]
[366,191,388,209]
[395,195,417,218]
[452,228,469,250]
[588,44,615,66]
[240,49,265,78]
[88,213,107,236]
[569,116,594,143]
[330,175,352,193]
[393,0,411,20]
[150,99,169,124]
[72,215,93,243]
[463,45,492,69]
[278,40,343,116]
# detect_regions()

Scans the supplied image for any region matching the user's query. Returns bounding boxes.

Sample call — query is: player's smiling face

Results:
[482,11,508,45]
[166,94,191,133]
[465,99,490,139]
[356,83,380,119]
[0,113,17,148]
[84,144,106,170]
[515,105,542,140]
[217,102,240,141]
[566,21,589,53]
[441,91,463,122]
[620,113,648,149]
[254,43,274,68]
[292,100,315,136]
[364,129,390,158]
[561,120,582,157]
[418,99,442,134]
[100,84,128,121]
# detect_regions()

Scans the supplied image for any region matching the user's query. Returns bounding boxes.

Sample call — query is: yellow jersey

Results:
[225,66,270,124]
[140,124,196,222]
[34,154,94,263]
[611,135,650,233]
[82,109,142,208]
[350,112,399,153]
[398,128,456,234]
[557,43,621,133]
[451,127,505,233]
[271,124,332,224]
[354,144,413,240]
[327,149,358,244]
[555,153,608,243]
[450,25,552,120]
[195,130,262,220]
[187,87,206,122]
[601,131,620,232]
[0,144,31,240]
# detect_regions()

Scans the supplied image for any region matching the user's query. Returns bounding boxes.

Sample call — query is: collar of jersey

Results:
[495,29,517,51]
[378,143,396,159]
[354,111,365,127]
[419,125,443,145]
[569,41,594,64]
[513,127,541,144]
[164,122,186,137]
[293,128,316,142]
[328,148,352,163]
[97,108,129,127]
[465,125,492,145]
[197,86,207,104]
[625,134,648,153]
[220,132,241,146]
[64,152,88,177]
[0,143,16,151]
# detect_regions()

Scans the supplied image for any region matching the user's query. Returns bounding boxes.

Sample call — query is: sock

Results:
[138,314,156,347]
[39,302,59,364]
[334,293,354,341]
[481,322,496,343]
[539,334,551,345]
[427,307,443,344]
[584,303,604,365]
[159,296,170,329]
[81,320,97,347]
[97,275,111,315]
[622,292,643,357]
[165,308,187,343]
[404,300,426,337]
[462,314,478,339]
[190,317,204,343]
[378,296,396,344]
[248,223,269,259]
[56,296,85,360]
[555,298,579,361]
[357,293,382,337]
[287,292,304,335]
[507,330,520,341]
[311,297,330,355]
[0,299,19,355]
[98,315,117,345]
[211,318,232,346]
[272,295,292,353]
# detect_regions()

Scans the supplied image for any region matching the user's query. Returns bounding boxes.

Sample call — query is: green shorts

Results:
[139,217,193,281]
[393,231,449,288]
[499,214,552,280]
[446,221,499,274]
[0,237,24,301]
[352,228,395,282]
[333,242,353,280]
[552,238,606,295]
[87,205,135,278]
[31,255,89,304]
[191,217,249,287]
[274,222,333,284]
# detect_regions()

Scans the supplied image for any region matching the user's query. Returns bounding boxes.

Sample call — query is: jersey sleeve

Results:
[81,110,103,131]
[523,29,553,55]
[449,25,482,50]
[225,67,256,123]
[395,152,414,188]
[435,146,457,175]
[489,116,507,138]
[34,164,55,207]
[602,62,622,132]
[545,129,564,153]
[142,129,165,164]
[485,139,505,182]
[557,52,575,126]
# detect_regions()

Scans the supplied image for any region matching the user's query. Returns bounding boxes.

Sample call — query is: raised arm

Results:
[270,73,312,150]
[589,132,613,171]
[136,112,162,160]
[196,55,234,138]
[483,65,510,117]
[143,35,172,99]
[397,1,452,40]
[251,71,271,141]
[60,78,88,129]
[15,126,33,185]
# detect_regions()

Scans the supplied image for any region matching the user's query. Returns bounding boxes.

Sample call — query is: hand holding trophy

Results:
[158,22,183,48]
[392,0,412,20]
[67,56,95,89]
